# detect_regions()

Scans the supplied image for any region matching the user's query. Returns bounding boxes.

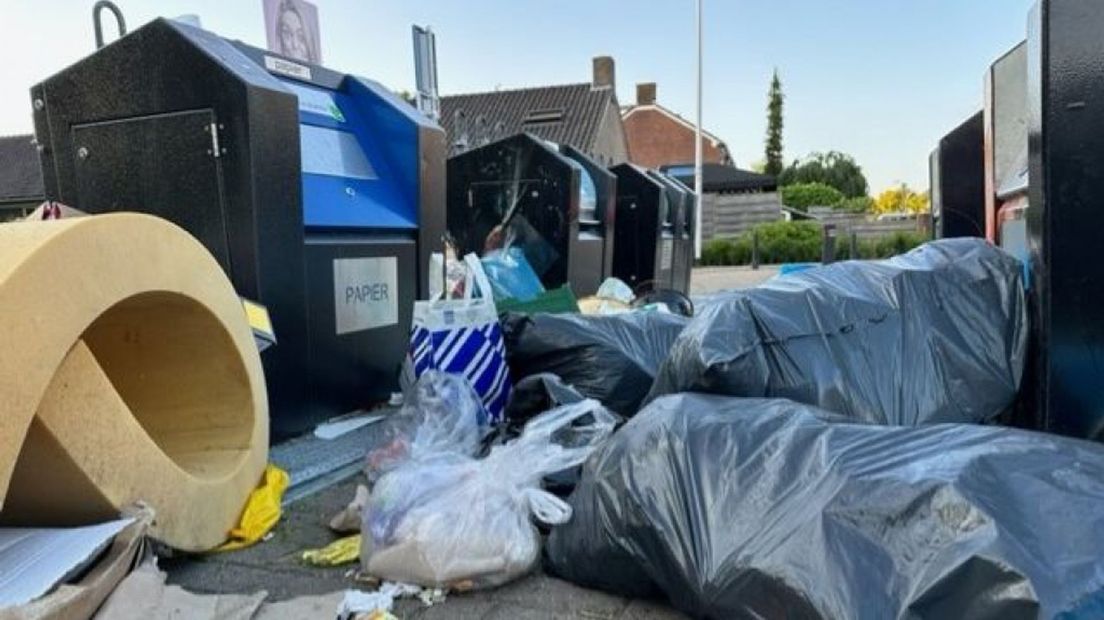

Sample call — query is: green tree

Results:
[779,151,869,198]
[837,196,874,213]
[764,70,785,176]
[780,182,844,212]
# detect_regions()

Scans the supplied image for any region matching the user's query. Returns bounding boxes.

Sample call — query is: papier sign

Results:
[333,257,398,334]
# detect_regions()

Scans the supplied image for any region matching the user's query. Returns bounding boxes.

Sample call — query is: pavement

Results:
[164,473,687,619]
[690,264,779,295]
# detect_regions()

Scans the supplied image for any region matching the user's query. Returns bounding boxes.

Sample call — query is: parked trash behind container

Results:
[546,393,1104,619]
[364,370,489,483]
[649,238,1027,425]
[502,311,688,416]
[361,399,617,589]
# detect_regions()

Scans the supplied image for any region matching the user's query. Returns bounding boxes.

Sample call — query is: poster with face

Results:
[263,0,322,64]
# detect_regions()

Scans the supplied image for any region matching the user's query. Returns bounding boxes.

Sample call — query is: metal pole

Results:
[822,224,836,264]
[693,0,704,259]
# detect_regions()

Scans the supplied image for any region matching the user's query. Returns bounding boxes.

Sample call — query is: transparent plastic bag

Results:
[361,399,618,589]
[365,370,489,482]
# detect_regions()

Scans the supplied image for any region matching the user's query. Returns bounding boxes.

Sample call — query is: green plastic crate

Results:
[496,285,579,315]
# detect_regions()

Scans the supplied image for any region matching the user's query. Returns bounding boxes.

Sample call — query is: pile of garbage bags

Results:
[361,371,617,589]
[352,239,1080,618]
[649,238,1028,424]
[502,311,688,416]
[546,393,1104,619]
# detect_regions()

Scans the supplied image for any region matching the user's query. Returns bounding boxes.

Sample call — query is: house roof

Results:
[621,103,727,149]
[660,162,777,193]
[0,134,44,202]
[440,83,615,153]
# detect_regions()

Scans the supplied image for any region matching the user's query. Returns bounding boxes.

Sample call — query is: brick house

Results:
[0,135,44,221]
[621,82,732,169]
[439,57,630,166]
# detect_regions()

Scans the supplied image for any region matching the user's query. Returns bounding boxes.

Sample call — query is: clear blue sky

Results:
[1,0,1034,192]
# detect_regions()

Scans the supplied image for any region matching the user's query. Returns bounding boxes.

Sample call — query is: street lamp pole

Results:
[694,0,704,259]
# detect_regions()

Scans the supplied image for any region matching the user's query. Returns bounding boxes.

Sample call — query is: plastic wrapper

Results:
[595,278,635,304]
[649,238,1028,424]
[502,312,688,416]
[494,373,614,496]
[365,371,488,482]
[547,393,1104,619]
[481,246,546,302]
[361,399,618,589]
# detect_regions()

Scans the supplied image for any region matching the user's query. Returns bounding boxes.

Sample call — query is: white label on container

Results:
[334,257,398,334]
[264,55,312,80]
[661,239,674,270]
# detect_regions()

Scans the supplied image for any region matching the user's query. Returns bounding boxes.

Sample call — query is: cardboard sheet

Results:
[0,519,132,609]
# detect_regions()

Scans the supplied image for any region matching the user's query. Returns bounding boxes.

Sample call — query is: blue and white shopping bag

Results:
[409,254,511,422]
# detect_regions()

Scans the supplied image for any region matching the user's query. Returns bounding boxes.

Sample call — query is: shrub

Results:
[780,183,844,212]
[702,237,751,266]
[834,231,929,260]
[836,196,874,213]
[700,224,929,266]
[753,220,823,263]
[702,238,735,266]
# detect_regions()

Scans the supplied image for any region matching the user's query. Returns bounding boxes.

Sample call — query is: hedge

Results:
[700,223,928,267]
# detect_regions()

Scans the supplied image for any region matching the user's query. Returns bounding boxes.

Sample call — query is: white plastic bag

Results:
[364,370,488,483]
[360,399,618,589]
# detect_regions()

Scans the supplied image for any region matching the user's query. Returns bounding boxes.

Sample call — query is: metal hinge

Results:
[209,122,221,158]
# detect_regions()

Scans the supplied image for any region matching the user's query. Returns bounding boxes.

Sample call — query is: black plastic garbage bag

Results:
[504,373,588,423]
[502,312,688,416]
[491,373,622,496]
[648,238,1027,425]
[546,394,1104,619]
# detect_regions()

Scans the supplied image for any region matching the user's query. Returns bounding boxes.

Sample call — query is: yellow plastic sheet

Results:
[301,534,362,566]
[215,464,290,552]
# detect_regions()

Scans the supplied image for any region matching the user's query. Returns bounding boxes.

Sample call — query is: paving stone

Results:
[617,599,690,619]
[489,572,628,617]
[481,603,576,619]
[165,560,350,601]
[405,595,497,619]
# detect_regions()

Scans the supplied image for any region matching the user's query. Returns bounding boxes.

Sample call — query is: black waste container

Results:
[447,133,613,296]
[610,163,672,292]
[31,18,446,436]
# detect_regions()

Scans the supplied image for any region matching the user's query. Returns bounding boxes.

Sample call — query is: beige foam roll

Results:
[0,213,268,551]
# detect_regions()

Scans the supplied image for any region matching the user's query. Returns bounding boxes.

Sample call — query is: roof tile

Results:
[440,83,613,153]
[0,134,44,201]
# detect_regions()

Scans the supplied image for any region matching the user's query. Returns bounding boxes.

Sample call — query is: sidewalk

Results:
[690,265,779,294]
[163,474,686,619]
